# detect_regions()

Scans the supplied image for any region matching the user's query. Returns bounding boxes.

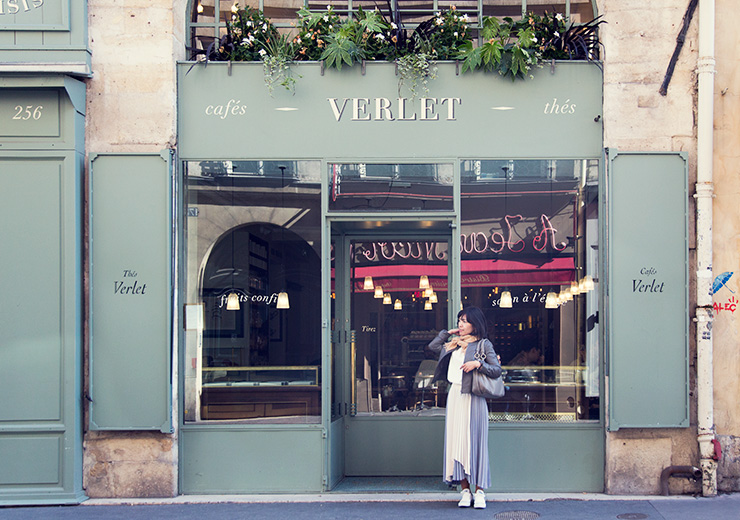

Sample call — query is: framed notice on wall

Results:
[89,151,173,432]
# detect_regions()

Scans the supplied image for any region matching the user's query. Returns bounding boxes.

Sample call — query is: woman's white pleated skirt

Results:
[443,382,491,490]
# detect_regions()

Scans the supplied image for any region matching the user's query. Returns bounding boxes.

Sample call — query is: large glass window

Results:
[460,159,600,422]
[183,160,322,424]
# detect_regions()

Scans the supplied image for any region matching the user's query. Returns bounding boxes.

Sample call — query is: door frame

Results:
[325,222,457,482]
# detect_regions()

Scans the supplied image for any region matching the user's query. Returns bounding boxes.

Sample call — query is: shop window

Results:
[329,162,454,211]
[187,0,597,58]
[460,159,600,422]
[349,239,449,414]
[183,160,322,424]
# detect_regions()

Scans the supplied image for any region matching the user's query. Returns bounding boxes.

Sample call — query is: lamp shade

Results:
[374,285,384,298]
[364,276,374,290]
[570,281,581,295]
[424,287,433,298]
[500,290,513,308]
[424,300,432,310]
[383,293,392,305]
[276,291,290,309]
[581,275,595,292]
[429,291,438,304]
[394,299,402,310]
[419,275,429,289]
[226,291,240,311]
[545,291,559,309]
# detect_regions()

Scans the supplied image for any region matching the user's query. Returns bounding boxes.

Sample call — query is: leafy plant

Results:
[396,44,437,99]
[262,34,300,95]
[458,15,538,80]
[294,6,342,61]
[218,4,279,62]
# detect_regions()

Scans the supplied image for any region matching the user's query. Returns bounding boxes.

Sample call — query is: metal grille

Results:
[490,412,577,422]
[495,511,541,520]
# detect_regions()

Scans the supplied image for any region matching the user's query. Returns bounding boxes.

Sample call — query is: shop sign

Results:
[113,269,148,295]
[0,0,68,30]
[178,62,604,160]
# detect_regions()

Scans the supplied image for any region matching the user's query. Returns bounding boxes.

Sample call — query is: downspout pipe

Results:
[695,0,717,497]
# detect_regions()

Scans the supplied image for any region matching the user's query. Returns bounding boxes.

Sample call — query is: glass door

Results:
[338,231,453,477]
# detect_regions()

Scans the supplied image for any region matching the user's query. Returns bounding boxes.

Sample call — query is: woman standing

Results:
[428,306,502,509]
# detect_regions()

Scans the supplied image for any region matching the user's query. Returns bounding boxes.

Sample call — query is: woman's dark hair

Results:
[458,306,488,338]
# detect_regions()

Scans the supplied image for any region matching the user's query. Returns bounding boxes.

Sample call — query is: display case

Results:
[490,365,589,422]
[201,366,320,421]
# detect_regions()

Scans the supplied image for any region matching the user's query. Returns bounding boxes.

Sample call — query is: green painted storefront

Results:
[176,61,610,493]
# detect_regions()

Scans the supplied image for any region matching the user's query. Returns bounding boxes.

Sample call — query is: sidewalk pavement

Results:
[1,492,739,520]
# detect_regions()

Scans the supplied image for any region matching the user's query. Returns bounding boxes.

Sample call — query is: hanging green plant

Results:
[262,34,300,95]
[396,49,437,99]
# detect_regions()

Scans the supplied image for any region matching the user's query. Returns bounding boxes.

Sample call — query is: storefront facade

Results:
[2,0,738,505]
[177,60,606,492]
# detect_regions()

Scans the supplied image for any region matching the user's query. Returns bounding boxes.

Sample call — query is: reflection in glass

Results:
[184,160,322,424]
[350,240,449,415]
[329,163,454,211]
[460,159,600,422]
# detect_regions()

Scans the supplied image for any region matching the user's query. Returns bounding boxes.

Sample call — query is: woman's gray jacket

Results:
[427,330,502,394]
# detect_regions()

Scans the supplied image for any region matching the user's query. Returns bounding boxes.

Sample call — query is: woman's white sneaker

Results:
[473,489,486,509]
[458,488,472,507]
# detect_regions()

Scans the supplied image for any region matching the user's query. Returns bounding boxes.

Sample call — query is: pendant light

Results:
[394,299,402,310]
[364,276,374,290]
[226,291,240,310]
[570,280,581,295]
[383,293,392,305]
[276,291,290,309]
[500,290,513,308]
[419,275,429,289]
[423,286,433,298]
[581,275,595,292]
[374,285,384,298]
[424,300,433,311]
[545,291,559,309]
[429,291,438,304]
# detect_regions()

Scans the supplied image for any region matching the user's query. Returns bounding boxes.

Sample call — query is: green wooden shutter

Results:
[89,152,173,432]
[607,150,689,430]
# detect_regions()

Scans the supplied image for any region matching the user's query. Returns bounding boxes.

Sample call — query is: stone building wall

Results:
[710,0,740,494]
[83,0,187,499]
[599,0,700,495]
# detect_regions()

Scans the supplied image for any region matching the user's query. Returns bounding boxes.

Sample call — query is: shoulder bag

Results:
[471,341,505,399]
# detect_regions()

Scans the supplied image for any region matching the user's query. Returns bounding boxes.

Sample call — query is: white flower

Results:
[554,31,560,37]
[324,15,329,22]
[391,22,397,29]
[259,49,267,56]
[232,14,236,20]
[453,31,458,37]
[231,3,238,13]
[556,13,564,21]
[375,33,385,40]
[246,20,252,27]
[436,17,444,25]
[262,23,268,31]
[326,4,331,10]
[531,35,538,43]
[462,14,469,22]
